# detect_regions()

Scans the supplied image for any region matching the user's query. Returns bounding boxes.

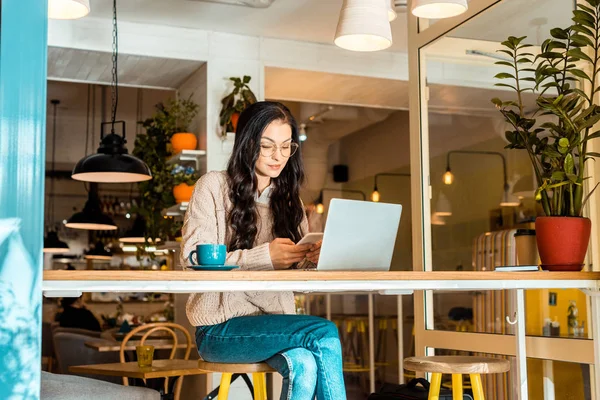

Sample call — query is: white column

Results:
[513,289,528,399]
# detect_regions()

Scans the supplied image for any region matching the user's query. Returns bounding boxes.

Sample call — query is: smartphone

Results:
[296,232,324,246]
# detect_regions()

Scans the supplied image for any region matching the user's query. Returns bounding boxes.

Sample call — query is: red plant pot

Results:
[535,216,591,271]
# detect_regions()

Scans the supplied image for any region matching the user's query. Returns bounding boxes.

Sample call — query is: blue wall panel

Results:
[0,0,48,398]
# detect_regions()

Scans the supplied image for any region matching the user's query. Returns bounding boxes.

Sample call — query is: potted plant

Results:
[219,76,257,137]
[132,103,178,244]
[492,0,600,271]
[160,96,200,154]
[171,164,199,203]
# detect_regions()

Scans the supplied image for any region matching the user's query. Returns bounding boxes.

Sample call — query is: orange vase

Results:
[171,133,197,154]
[173,183,194,203]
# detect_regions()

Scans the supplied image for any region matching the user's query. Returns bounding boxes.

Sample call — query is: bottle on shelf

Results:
[567,300,578,336]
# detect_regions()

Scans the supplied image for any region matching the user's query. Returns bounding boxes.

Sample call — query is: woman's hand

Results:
[306,241,322,264]
[269,238,311,270]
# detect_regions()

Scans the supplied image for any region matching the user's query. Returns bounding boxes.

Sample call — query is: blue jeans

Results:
[196,315,347,400]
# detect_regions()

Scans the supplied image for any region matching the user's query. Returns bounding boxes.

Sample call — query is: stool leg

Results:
[252,373,265,400]
[469,374,485,400]
[218,373,233,400]
[452,374,463,400]
[428,373,442,400]
[260,372,267,400]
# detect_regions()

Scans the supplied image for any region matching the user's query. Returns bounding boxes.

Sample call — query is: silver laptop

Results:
[317,199,402,271]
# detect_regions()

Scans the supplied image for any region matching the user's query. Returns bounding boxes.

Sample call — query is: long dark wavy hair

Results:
[226,101,305,251]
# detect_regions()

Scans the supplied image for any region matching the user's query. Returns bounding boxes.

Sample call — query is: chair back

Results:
[53,332,120,384]
[119,322,193,363]
[119,322,193,398]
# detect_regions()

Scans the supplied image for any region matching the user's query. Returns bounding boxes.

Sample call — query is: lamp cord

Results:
[85,84,91,156]
[110,0,119,134]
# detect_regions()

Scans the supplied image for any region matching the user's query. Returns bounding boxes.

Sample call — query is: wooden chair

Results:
[120,323,193,400]
[404,356,510,400]
[197,360,275,400]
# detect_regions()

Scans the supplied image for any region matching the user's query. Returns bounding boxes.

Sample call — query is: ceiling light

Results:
[84,242,113,261]
[71,0,152,184]
[388,0,397,21]
[48,0,90,20]
[500,191,521,208]
[443,168,454,185]
[119,216,161,244]
[434,192,452,217]
[44,231,70,254]
[411,0,468,19]
[371,189,381,202]
[299,124,308,142]
[65,185,118,231]
[334,0,393,52]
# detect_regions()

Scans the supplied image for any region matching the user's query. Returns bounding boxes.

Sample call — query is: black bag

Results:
[367,378,474,400]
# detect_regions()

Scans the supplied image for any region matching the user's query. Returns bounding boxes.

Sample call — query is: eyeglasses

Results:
[260,142,299,158]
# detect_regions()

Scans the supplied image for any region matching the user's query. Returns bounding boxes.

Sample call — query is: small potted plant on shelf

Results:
[171,164,199,204]
[492,0,600,271]
[165,96,200,154]
[219,76,257,137]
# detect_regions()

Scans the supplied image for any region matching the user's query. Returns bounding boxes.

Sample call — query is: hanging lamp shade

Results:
[48,0,90,19]
[72,121,152,183]
[411,0,468,19]
[84,242,113,261]
[43,231,70,254]
[388,0,397,21]
[119,216,161,244]
[434,192,452,217]
[334,0,393,52]
[65,188,117,231]
[512,175,536,199]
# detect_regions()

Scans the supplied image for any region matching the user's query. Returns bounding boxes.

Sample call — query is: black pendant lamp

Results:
[71,0,151,184]
[119,215,160,243]
[65,183,117,230]
[84,241,113,260]
[44,100,70,254]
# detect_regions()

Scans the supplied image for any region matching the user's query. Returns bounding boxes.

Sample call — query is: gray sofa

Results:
[41,372,160,400]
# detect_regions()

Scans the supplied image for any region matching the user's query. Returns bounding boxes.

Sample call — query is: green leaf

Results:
[494,61,515,68]
[571,24,594,36]
[586,130,600,141]
[243,75,251,84]
[550,28,569,40]
[573,15,595,29]
[565,154,575,175]
[540,51,563,60]
[559,138,570,148]
[577,3,595,13]
[569,68,592,81]
[568,48,593,63]
[494,83,518,91]
[552,171,566,181]
[586,152,600,157]
[574,9,595,23]
[571,34,594,47]
[491,98,503,107]
[494,72,516,79]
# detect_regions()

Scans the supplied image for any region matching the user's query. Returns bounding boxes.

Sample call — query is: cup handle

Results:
[188,250,198,265]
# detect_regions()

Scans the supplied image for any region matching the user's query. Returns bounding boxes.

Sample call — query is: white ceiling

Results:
[451,0,574,45]
[84,0,573,54]
[86,0,410,52]
[48,47,204,89]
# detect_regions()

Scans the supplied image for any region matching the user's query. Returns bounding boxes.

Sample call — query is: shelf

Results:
[156,241,181,251]
[166,150,206,171]
[162,202,188,217]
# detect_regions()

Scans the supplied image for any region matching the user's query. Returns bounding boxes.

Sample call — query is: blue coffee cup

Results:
[188,244,227,266]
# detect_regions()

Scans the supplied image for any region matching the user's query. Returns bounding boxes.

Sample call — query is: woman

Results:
[181,101,346,400]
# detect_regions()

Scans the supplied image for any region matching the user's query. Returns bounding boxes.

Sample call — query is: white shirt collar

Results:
[256,185,272,205]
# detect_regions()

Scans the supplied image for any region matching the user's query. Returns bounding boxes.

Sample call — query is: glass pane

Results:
[526,289,591,339]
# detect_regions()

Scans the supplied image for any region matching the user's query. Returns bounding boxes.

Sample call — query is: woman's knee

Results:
[283,348,317,392]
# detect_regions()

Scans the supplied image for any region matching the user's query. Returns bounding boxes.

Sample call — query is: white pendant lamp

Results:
[49,0,90,20]
[411,0,468,19]
[334,0,393,52]
[388,0,397,21]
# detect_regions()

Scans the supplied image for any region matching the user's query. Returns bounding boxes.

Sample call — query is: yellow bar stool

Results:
[403,356,510,400]
[197,360,274,400]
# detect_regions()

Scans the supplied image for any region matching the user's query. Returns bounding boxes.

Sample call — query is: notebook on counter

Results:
[494,265,539,272]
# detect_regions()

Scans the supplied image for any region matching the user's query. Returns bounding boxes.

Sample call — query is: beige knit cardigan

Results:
[180,171,308,326]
